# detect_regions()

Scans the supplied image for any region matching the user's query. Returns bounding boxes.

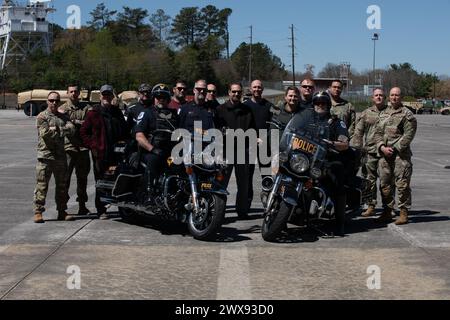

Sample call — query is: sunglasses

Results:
[195,87,207,92]
[48,99,60,103]
[207,90,216,94]
[231,90,242,94]
[176,87,187,91]
[302,85,314,89]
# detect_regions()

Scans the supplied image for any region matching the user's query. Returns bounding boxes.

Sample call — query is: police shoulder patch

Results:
[137,112,145,120]
[340,121,347,129]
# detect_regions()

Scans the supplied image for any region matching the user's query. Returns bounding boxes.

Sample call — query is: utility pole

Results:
[248,25,253,85]
[372,33,379,86]
[289,24,296,86]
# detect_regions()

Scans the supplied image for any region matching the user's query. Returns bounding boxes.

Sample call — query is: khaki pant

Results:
[34,158,68,213]
[363,153,381,207]
[379,155,413,210]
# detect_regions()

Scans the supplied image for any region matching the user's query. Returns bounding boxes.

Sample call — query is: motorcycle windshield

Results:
[280,112,329,152]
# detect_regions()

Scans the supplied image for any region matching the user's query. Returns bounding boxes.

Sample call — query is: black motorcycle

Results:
[96,130,228,241]
[261,121,371,242]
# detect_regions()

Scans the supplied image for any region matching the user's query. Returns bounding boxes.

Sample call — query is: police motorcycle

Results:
[261,107,371,242]
[96,111,228,241]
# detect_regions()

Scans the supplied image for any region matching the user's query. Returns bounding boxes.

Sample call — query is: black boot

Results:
[334,194,346,237]
[144,170,155,207]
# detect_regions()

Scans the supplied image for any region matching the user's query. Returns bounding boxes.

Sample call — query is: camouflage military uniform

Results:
[374,105,417,210]
[34,109,76,213]
[330,97,356,138]
[351,104,387,206]
[59,100,91,205]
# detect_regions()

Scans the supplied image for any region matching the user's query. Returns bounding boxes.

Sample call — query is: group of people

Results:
[32,78,417,231]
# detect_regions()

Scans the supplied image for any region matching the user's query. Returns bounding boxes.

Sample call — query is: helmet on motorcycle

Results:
[151,83,171,100]
[312,91,331,107]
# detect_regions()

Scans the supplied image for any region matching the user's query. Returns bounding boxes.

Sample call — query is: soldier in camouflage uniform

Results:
[351,88,387,217]
[328,80,356,138]
[374,87,417,225]
[33,92,76,223]
[59,85,91,215]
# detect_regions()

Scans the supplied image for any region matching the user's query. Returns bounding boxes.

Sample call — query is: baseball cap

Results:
[100,84,114,94]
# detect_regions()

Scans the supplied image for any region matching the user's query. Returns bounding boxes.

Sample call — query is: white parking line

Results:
[217,245,252,300]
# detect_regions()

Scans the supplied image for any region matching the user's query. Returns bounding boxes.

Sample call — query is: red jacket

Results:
[80,105,128,161]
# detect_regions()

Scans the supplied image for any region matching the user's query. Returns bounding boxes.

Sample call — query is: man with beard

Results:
[299,78,315,109]
[179,79,215,134]
[80,85,129,219]
[135,84,179,206]
[215,82,255,219]
[283,91,349,236]
[168,80,187,112]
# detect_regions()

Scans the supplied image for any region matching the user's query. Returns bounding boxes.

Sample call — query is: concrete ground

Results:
[0,110,449,300]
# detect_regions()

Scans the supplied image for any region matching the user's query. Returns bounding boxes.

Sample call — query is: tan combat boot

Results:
[57,211,75,222]
[362,205,376,217]
[34,212,44,224]
[376,208,393,223]
[395,208,409,225]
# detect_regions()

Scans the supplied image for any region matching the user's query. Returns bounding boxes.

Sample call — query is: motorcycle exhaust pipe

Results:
[261,176,274,192]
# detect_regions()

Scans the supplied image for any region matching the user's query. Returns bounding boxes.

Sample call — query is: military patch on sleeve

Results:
[405,112,415,121]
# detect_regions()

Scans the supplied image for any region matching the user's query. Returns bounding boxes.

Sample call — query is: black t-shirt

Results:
[244,98,274,131]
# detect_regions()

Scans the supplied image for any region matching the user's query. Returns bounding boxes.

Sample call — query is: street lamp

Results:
[372,33,379,87]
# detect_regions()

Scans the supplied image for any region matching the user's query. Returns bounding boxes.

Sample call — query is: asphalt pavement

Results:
[0,110,449,300]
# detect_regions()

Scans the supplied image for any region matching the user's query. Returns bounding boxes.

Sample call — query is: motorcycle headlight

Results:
[290,153,310,174]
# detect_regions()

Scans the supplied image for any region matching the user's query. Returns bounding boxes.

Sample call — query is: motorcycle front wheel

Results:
[261,200,291,242]
[188,193,226,241]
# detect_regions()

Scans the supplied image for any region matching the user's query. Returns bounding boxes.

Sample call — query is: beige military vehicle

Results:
[18,89,101,116]
[118,90,139,111]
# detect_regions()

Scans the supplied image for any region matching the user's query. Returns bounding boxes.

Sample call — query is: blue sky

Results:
[49,0,450,76]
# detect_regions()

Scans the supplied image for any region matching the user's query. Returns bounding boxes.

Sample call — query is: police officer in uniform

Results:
[179,79,214,134]
[126,83,153,134]
[59,84,92,215]
[283,91,350,236]
[34,92,76,223]
[135,84,179,205]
